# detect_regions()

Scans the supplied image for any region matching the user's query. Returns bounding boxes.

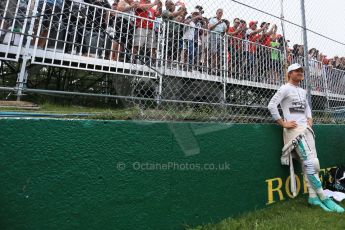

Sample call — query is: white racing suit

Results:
[268,83,324,199]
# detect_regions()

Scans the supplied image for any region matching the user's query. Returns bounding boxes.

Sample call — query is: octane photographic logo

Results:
[116,161,231,171]
[118,118,234,172]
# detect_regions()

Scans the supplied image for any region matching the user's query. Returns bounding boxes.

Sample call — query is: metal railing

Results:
[0,0,290,83]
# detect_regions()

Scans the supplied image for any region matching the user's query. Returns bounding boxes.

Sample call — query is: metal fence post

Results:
[279,0,287,70]
[15,0,40,101]
[157,21,164,105]
[300,0,312,108]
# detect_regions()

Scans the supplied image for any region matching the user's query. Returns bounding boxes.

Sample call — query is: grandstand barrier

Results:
[1,0,344,99]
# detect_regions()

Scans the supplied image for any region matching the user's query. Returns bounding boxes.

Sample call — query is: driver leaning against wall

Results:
[268,63,344,213]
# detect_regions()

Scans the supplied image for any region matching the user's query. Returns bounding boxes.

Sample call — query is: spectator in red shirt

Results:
[257,22,277,78]
[228,18,246,47]
[258,22,276,47]
[244,21,266,79]
[227,18,247,74]
[246,21,265,54]
[133,0,162,64]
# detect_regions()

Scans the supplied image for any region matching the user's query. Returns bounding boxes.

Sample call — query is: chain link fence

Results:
[0,0,344,123]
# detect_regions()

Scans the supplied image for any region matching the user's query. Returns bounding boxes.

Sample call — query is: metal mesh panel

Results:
[28,0,159,78]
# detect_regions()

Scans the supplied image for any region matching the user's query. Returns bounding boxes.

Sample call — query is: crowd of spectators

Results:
[1,0,345,81]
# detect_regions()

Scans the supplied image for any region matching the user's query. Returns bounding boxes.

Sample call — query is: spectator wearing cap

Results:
[244,20,266,79]
[132,0,162,64]
[208,8,227,74]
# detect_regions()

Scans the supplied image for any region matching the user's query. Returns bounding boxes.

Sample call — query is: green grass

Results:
[0,102,142,120]
[187,197,345,230]
[0,102,271,122]
[1,102,344,124]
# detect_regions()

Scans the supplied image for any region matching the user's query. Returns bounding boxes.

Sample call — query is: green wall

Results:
[0,119,344,230]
